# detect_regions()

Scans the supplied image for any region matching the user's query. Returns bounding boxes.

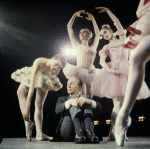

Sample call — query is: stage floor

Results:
[1,137,150,149]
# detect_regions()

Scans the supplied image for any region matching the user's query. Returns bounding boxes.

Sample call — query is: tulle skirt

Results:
[63,63,96,84]
[93,61,150,99]
[11,66,63,92]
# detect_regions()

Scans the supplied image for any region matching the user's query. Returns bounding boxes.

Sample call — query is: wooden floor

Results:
[1,137,150,149]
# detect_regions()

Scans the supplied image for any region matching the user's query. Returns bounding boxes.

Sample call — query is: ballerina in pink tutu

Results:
[94,7,150,141]
[63,10,100,97]
[114,0,150,146]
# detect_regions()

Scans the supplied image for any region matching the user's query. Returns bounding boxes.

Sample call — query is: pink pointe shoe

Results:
[25,121,35,141]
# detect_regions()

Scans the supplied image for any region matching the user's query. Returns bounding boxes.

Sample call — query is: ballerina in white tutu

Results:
[94,7,150,141]
[115,0,150,146]
[63,10,100,97]
[11,54,66,141]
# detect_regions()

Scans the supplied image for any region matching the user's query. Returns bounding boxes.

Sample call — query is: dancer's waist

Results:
[77,65,95,70]
[111,60,128,64]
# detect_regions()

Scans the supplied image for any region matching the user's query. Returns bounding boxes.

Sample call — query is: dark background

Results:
[1,0,150,139]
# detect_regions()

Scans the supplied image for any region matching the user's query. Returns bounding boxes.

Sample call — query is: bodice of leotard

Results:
[76,44,96,69]
[108,46,128,62]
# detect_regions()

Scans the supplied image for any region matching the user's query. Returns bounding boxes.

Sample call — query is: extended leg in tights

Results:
[115,35,150,146]
[109,97,131,141]
[34,89,47,134]
[17,83,30,128]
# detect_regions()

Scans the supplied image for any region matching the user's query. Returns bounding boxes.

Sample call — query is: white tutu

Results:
[63,63,96,84]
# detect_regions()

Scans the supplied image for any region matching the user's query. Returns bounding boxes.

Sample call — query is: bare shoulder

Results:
[103,44,109,50]
[33,57,48,65]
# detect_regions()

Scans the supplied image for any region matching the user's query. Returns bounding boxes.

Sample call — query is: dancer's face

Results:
[51,59,63,75]
[67,77,81,95]
[79,29,90,41]
[100,28,112,40]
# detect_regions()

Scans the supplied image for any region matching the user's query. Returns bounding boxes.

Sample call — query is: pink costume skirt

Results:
[93,60,150,99]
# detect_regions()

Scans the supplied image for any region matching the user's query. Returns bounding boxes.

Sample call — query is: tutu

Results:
[93,46,150,99]
[63,63,96,84]
[63,44,97,84]
[11,66,63,92]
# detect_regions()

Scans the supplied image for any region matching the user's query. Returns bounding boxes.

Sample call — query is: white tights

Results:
[17,83,48,133]
[82,82,93,98]
[115,35,150,135]
[109,97,131,137]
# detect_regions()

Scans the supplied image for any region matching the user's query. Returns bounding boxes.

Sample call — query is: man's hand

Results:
[69,97,93,108]
[76,97,92,108]
[69,98,79,107]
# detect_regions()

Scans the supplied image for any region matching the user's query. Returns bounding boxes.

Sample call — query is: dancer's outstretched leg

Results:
[107,97,130,141]
[115,35,150,146]
[108,97,121,141]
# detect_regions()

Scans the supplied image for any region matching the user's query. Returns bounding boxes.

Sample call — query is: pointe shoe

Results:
[107,133,115,141]
[125,130,129,141]
[25,121,35,141]
[36,131,53,141]
[115,129,126,146]
[125,137,129,141]
[107,128,115,141]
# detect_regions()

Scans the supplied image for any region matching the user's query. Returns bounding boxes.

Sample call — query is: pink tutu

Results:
[93,61,149,99]
[93,46,150,99]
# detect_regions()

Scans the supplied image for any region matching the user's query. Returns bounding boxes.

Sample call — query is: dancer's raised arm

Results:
[136,0,150,17]
[96,7,126,42]
[86,12,100,50]
[67,10,85,48]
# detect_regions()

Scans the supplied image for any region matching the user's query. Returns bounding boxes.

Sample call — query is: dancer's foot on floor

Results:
[25,121,35,141]
[115,114,128,146]
[36,130,53,141]
[107,133,115,141]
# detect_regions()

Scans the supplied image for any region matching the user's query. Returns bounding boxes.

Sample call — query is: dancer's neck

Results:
[81,40,89,46]
[109,36,116,43]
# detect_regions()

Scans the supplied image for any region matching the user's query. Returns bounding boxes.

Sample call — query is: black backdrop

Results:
[1,0,150,139]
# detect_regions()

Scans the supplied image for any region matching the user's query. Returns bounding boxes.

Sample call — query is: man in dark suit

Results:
[51,76,102,143]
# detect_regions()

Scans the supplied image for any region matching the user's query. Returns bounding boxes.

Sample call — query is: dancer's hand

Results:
[85,12,94,21]
[74,10,85,18]
[108,68,123,76]
[95,7,108,13]
[76,97,92,108]
[23,108,30,121]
